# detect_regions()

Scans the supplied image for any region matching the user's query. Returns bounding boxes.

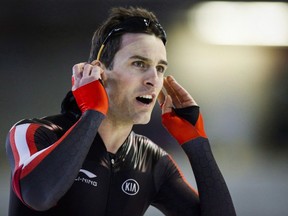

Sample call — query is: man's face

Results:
[103,33,168,125]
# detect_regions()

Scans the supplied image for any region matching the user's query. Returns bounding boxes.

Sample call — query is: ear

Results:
[90,60,107,82]
[91,59,103,67]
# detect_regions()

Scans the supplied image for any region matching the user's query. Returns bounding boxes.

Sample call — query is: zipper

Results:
[111,158,115,167]
[105,154,116,215]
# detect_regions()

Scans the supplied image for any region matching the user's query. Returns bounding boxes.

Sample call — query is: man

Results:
[6,6,236,216]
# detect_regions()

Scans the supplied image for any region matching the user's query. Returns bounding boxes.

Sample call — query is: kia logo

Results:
[121,179,139,195]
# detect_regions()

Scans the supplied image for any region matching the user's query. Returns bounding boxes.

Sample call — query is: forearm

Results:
[6,110,104,211]
[162,106,236,215]
[182,138,236,216]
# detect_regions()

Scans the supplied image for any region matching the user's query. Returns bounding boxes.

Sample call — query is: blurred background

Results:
[1,0,288,215]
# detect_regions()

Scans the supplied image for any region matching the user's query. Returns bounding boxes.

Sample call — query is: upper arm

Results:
[6,120,59,173]
[5,120,60,204]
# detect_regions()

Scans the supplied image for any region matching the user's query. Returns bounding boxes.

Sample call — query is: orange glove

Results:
[162,106,207,145]
[72,80,108,115]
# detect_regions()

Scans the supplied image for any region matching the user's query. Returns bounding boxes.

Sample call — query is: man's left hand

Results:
[158,75,197,113]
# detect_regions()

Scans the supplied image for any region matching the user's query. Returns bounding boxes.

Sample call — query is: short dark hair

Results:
[88,7,166,69]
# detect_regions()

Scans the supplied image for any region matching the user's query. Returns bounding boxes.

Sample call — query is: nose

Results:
[144,68,162,88]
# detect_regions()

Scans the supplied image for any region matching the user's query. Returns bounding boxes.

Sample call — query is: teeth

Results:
[139,95,152,99]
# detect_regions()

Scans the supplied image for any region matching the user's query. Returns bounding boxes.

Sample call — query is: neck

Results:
[98,117,133,154]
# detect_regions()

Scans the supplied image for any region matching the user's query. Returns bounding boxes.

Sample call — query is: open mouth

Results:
[136,95,153,105]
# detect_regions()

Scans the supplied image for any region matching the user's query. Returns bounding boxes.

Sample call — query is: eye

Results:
[132,61,147,69]
[156,65,166,73]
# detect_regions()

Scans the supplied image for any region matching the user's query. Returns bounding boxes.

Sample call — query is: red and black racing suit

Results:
[6,88,236,216]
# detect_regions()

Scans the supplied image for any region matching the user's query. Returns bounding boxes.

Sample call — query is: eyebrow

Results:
[130,55,168,66]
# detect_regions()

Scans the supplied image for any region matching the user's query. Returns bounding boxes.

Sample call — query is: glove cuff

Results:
[162,109,207,145]
[72,80,108,115]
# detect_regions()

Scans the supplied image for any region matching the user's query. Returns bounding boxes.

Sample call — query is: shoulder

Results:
[13,113,78,137]
[132,132,167,158]
[121,132,168,172]
[14,113,74,126]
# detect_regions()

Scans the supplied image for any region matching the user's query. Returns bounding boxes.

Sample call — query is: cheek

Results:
[157,77,164,91]
[105,71,122,90]
[105,77,130,101]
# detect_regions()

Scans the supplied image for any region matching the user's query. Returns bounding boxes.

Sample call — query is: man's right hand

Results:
[72,62,103,90]
[72,62,109,115]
